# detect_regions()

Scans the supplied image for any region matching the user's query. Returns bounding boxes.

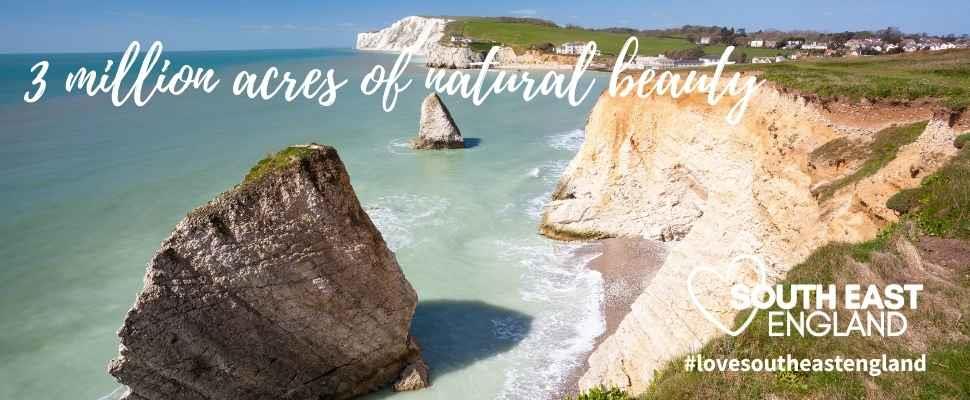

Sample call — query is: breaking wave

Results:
[545,129,585,153]
[494,240,604,400]
[364,193,450,251]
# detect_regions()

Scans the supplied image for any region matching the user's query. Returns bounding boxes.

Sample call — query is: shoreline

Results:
[555,238,667,399]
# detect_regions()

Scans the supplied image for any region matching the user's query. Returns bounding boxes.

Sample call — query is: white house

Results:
[699,57,735,66]
[749,40,765,48]
[929,42,957,51]
[802,42,828,50]
[449,35,472,45]
[698,36,712,45]
[556,41,593,55]
[632,55,675,69]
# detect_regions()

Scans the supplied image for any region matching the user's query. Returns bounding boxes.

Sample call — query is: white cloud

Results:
[509,9,538,16]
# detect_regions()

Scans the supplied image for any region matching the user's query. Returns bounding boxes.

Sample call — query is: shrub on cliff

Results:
[886,140,970,238]
[955,132,970,149]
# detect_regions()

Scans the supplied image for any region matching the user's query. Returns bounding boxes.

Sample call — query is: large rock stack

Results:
[108,144,428,400]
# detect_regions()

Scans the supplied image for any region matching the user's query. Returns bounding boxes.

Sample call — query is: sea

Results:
[0,48,608,400]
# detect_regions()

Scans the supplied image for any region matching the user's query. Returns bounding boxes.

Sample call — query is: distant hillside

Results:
[442,17,695,56]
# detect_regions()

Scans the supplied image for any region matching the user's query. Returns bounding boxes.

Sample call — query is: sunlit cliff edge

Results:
[540,81,969,393]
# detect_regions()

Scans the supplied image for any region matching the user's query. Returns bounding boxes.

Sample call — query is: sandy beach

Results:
[555,238,667,398]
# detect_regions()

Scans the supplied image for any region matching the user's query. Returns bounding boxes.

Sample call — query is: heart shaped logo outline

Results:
[687,254,768,337]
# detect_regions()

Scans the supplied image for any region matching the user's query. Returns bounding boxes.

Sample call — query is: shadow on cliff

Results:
[411,299,531,378]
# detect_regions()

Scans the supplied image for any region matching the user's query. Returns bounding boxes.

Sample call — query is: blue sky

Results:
[1,0,968,53]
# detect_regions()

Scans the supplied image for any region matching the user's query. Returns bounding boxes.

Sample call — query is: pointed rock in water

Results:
[108,144,428,400]
[392,338,431,392]
[412,93,465,150]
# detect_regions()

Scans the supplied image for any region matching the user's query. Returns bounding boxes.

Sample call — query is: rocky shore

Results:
[556,238,666,398]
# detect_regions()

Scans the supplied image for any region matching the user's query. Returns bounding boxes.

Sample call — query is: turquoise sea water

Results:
[0,49,607,399]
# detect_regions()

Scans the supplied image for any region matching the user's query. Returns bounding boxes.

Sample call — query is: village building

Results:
[802,42,828,50]
[698,57,736,66]
[631,55,675,69]
[749,39,764,48]
[554,41,602,56]
[901,38,919,52]
[449,35,473,45]
[697,36,712,45]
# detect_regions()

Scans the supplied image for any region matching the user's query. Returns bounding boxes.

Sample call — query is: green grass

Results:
[445,18,787,58]
[567,387,636,400]
[955,132,970,149]
[813,121,928,200]
[444,18,695,56]
[243,146,317,184]
[887,141,970,238]
[735,49,970,109]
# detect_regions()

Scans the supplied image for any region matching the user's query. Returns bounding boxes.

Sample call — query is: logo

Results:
[688,255,922,338]
[687,254,768,336]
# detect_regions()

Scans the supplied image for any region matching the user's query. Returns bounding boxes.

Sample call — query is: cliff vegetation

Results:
[812,121,928,200]
[585,140,970,400]
[243,145,317,184]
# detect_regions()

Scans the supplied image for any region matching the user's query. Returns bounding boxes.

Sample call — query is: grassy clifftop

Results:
[443,18,690,56]
[441,18,787,57]
[740,49,970,109]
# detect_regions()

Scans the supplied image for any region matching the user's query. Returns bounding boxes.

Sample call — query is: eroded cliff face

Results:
[492,46,579,68]
[424,44,483,69]
[109,144,426,400]
[541,85,963,393]
[355,16,449,55]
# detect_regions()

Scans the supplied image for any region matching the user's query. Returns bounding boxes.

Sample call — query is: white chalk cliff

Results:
[355,16,450,55]
[541,83,965,393]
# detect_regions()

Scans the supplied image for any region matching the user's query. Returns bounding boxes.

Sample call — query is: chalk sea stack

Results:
[108,144,428,400]
[412,93,464,150]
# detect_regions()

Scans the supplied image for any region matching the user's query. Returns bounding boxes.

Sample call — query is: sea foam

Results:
[494,241,604,400]
[364,193,450,251]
